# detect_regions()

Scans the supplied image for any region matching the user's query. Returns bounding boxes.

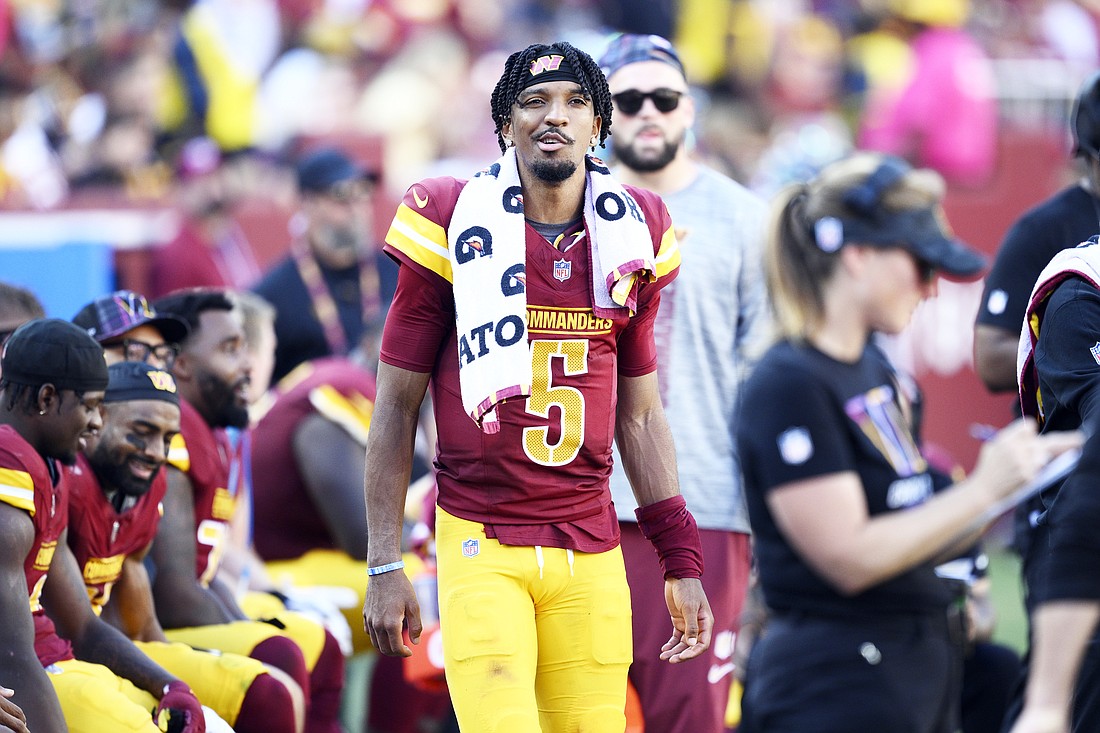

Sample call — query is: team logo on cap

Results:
[777,427,813,465]
[529,54,564,76]
[462,538,479,558]
[147,370,177,393]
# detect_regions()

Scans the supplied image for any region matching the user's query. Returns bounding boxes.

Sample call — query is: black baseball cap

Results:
[598,33,686,81]
[72,290,189,345]
[297,148,378,194]
[105,361,180,406]
[2,318,109,392]
[812,156,986,280]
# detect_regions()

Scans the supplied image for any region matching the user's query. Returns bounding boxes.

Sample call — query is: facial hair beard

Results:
[87,443,156,497]
[198,371,250,429]
[531,158,577,184]
[313,224,363,269]
[616,136,679,173]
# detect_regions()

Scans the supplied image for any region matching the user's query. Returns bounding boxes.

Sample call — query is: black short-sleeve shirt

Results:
[977,185,1099,333]
[738,340,951,618]
[1029,277,1100,602]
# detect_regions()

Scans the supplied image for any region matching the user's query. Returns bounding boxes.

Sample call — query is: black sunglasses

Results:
[611,88,683,115]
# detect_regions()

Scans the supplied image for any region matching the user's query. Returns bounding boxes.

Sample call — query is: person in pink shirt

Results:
[857,0,997,188]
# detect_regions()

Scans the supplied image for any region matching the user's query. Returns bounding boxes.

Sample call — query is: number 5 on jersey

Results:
[523,339,588,466]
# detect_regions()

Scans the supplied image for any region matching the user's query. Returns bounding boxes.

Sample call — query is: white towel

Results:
[1018,240,1100,420]
[448,149,656,433]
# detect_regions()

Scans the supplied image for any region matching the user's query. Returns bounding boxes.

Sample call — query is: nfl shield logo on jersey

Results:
[1091,342,1100,366]
[553,258,571,282]
[462,538,480,558]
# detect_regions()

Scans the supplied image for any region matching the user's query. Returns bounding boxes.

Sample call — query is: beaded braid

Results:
[490,42,614,153]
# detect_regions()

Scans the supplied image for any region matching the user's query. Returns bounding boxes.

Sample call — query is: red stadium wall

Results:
[909,125,1073,471]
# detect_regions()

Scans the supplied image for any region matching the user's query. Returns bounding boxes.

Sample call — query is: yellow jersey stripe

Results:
[386,204,453,283]
[309,386,373,445]
[654,225,681,278]
[0,468,35,514]
[167,433,190,472]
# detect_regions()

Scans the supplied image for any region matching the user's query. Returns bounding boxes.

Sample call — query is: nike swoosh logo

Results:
[707,662,735,685]
[413,187,429,209]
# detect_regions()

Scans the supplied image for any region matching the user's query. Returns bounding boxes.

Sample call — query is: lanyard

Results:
[291,241,381,355]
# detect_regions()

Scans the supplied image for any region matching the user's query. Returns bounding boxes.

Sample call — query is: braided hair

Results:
[490,42,614,153]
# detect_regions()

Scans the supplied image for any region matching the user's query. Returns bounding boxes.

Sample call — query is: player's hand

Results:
[364,569,420,657]
[154,680,206,733]
[659,577,712,663]
[1008,706,1068,733]
[0,687,28,733]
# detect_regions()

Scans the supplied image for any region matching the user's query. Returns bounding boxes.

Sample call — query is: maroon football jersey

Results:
[252,357,377,561]
[167,399,238,585]
[66,454,166,613]
[381,175,679,552]
[0,425,74,666]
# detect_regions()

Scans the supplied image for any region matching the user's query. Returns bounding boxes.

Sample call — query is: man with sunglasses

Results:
[253,146,397,383]
[599,33,770,733]
[72,290,189,371]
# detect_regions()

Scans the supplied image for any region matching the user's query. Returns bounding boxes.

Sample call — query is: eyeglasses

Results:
[103,338,180,367]
[611,88,684,115]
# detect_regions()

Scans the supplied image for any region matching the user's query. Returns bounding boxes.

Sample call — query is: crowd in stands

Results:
[0,0,1095,215]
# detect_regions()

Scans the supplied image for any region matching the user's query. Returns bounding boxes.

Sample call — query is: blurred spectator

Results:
[0,281,44,345]
[171,0,281,151]
[749,13,854,197]
[149,137,262,298]
[856,0,998,187]
[66,111,169,199]
[0,280,44,381]
[252,146,395,383]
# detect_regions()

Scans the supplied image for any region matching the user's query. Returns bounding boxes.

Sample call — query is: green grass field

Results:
[988,546,1028,654]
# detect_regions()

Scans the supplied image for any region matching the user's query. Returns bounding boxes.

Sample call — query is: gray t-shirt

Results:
[610,165,770,533]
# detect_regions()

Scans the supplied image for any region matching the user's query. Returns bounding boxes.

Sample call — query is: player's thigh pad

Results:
[46,659,161,733]
[135,640,264,726]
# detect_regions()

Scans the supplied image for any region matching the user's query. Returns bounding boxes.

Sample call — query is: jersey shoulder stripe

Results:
[654,221,681,278]
[386,203,452,283]
[0,467,35,514]
[167,433,190,472]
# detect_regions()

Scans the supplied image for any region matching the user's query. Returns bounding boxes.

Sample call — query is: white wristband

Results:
[366,560,405,576]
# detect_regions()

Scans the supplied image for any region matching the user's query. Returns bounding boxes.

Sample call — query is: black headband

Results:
[522,53,583,90]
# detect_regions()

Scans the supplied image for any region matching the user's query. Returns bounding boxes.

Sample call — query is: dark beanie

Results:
[104,362,180,406]
[1,318,108,392]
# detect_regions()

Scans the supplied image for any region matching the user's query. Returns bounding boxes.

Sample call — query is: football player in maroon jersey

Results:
[0,319,205,732]
[149,288,346,733]
[67,361,304,733]
[362,41,711,731]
